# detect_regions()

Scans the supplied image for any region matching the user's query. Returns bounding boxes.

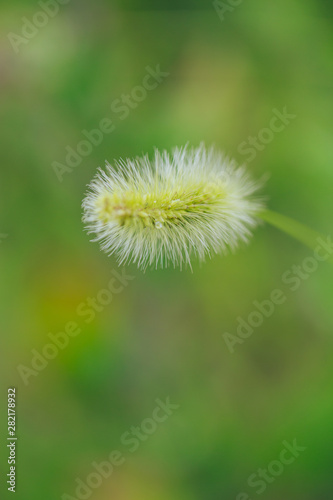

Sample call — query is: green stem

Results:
[257,209,333,264]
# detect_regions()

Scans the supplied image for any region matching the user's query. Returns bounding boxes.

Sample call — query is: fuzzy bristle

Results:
[82,144,265,270]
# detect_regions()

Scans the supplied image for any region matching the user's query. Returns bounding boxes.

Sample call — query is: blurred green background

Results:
[1,0,333,499]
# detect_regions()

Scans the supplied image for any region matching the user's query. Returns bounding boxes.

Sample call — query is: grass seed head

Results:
[82,145,265,270]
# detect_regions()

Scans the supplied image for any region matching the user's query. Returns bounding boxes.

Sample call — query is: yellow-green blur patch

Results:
[96,181,226,229]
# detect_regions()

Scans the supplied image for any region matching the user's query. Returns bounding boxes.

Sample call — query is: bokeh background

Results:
[1,0,333,499]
